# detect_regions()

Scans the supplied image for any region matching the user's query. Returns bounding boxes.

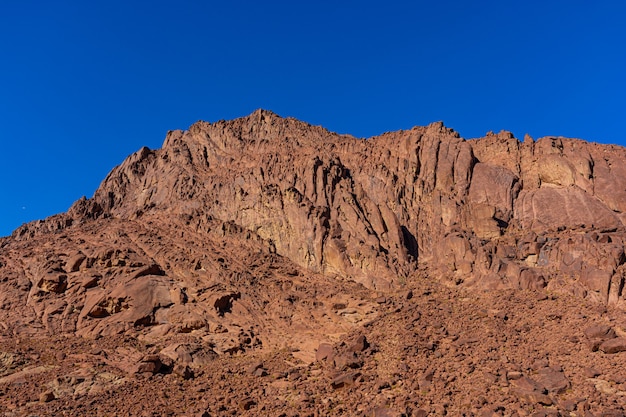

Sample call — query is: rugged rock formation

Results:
[2,110,626,415]
[10,110,626,302]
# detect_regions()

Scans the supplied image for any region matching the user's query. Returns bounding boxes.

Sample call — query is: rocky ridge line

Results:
[11,109,626,305]
[2,110,626,415]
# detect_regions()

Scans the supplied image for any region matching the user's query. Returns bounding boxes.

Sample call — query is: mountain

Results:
[1,110,625,416]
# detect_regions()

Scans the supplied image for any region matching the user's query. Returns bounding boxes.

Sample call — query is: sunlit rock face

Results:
[4,109,626,344]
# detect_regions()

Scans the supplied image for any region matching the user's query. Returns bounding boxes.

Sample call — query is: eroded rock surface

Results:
[2,110,626,415]
[9,111,626,304]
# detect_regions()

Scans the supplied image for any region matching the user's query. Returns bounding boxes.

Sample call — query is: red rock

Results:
[174,363,194,379]
[467,162,519,237]
[315,342,334,362]
[334,352,362,370]
[133,354,162,374]
[2,111,626,415]
[583,367,602,378]
[419,369,435,391]
[81,274,101,289]
[580,267,613,297]
[584,324,616,339]
[247,361,264,375]
[510,376,552,405]
[584,324,618,351]
[66,253,86,272]
[372,407,403,417]
[331,372,361,389]
[599,337,626,354]
[39,391,55,403]
[238,398,255,410]
[349,335,369,352]
[515,186,621,234]
[535,367,570,394]
[159,343,217,368]
[37,273,68,293]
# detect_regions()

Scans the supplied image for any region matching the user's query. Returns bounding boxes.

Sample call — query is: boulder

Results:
[599,337,626,354]
[159,343,217,368]
[584,324,617,352]
[316,343,334,362]
[509,376,552,405]
[535,367,570,394]
[331,371,361,389]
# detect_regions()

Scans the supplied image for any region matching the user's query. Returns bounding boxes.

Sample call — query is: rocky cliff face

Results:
[3,110,626,415]
[8,110,626,315]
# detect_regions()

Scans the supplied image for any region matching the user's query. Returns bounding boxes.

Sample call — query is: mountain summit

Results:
[2,111,626,415]
[13,110,626,302]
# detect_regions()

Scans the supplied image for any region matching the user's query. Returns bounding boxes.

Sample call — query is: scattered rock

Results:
[349,335,369,352]
[584,324,617,351]
[599,337,626,354]
[510,376,552,405]
[174,363,194,380]
[238,398,256,411]
[316,343,334,362]
[39,391,55,403]
[334,352,362,370]
[247,361,264,375]
[132,354,162,375]
[583,367,602,378]
[535,367,570,394]
[584,324,616,340]
[372,406,403,417]
[419,370,435,391]
[331,372,361,389]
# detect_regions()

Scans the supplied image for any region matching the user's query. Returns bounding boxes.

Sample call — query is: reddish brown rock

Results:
[174,363,194,379]
[510,376,552,405]
[334,352,362,370]
[535,367,570,394]
[599,337,626,354]
[133,354,162,375]
[8,111,626,307]
[349,335,369,353]
[372,407,404,417]
[39,391,55,403]
[1,111,626,415]
[315,342,334,362]
[331,371,361,389]
[238,397,256,410]
[584,324,618,351]
[584,324,616,340]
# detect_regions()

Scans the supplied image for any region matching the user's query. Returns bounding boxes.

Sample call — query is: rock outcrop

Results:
[4,111,626,341]
[87,114,626,307]
[2,110,626,415]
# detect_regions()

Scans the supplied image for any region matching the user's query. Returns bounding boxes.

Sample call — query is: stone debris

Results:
[38,391,55,403]
[535,366,570,394]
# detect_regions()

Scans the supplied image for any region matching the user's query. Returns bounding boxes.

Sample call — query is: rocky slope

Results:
[1,110,626,416]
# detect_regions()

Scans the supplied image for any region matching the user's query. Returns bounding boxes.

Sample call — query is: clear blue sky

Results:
[1,1,625,237]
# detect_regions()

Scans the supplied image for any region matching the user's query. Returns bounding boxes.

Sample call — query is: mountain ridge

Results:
[10,110,626,304]
[2,110,626,415]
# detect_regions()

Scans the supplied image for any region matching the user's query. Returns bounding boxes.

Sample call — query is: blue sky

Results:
[1,1,625,237]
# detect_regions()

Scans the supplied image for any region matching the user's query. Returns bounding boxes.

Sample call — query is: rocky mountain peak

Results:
[2,111,626,415]
[10,111,626,305]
